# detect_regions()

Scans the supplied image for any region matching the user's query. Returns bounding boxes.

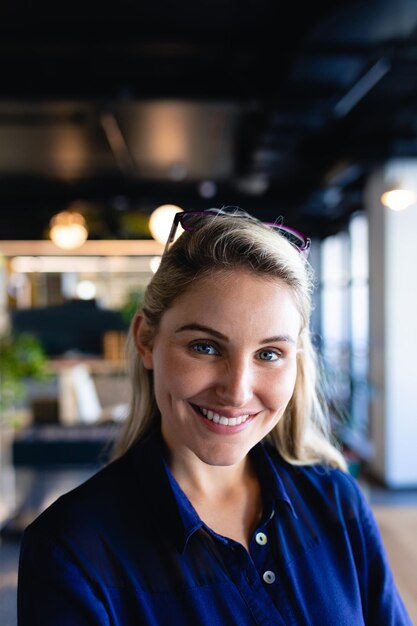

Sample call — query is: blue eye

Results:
[191,342,219,356]
[258,349,279,362]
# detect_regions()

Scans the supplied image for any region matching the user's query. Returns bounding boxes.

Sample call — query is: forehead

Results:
[161,269,301,338]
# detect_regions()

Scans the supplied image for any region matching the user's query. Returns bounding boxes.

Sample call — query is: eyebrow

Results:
[175,323,296,345]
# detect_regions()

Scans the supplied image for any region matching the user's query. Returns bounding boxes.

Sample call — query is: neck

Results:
[167,447,263,549]
[167,448,254,500]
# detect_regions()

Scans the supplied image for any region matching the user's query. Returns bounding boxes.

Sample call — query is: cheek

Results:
[264,363,297,407]
[153,350,204,400]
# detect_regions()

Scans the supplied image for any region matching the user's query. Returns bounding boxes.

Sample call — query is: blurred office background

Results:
[1,0,417,623]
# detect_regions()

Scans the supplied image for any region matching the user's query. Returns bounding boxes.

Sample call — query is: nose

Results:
[216,358,254,407]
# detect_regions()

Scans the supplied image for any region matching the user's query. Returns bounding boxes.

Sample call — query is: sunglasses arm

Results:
[163,216,181,253]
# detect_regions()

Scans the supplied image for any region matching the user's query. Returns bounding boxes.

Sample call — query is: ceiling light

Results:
[198,180,217,199]
[49,211,88,249]
[149,204,183,245]
[169,163,187,181]
[380,188,415,211]
[235,174,269,195]
[76,280,97,300]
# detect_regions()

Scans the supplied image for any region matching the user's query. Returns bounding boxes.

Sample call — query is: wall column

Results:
[366,160,417,487]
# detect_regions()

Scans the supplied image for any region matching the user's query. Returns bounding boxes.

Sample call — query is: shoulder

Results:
[263,442,368,520]
[23,431,165,545]
[24,448,137,542]
[19,435,169,589]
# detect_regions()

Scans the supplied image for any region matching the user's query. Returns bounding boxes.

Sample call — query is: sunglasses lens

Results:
[272,226,307,250]
[174,211,310,256]
[179,212,205,231]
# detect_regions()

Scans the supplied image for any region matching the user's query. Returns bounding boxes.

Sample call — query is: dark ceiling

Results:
[0,0,417,241]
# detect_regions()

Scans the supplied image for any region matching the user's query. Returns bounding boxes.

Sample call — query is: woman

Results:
[18,208,411,625]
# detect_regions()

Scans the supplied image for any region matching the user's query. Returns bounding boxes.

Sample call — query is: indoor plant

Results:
[0,332,49,418]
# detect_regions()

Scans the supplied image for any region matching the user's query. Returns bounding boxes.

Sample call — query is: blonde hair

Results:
[112,209,347,471]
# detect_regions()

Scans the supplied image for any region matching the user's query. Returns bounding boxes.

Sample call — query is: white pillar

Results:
[366,161,417,486]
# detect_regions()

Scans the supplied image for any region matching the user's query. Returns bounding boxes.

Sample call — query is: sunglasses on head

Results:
[164,208,311,258]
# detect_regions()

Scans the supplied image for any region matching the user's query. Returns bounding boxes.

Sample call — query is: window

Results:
[318,212,371,458]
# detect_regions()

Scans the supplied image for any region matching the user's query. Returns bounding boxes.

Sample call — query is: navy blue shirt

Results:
[18,430,411,625]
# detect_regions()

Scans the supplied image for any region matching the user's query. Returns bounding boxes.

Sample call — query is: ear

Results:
[132,313,154,370]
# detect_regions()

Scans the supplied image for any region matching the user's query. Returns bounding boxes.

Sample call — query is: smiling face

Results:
[136,269,301,471]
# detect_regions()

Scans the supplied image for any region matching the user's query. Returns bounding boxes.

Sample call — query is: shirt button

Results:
[263,570,276,585]
[255,532,267,545]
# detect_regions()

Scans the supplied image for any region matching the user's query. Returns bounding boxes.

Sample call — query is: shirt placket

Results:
[208,511,288,626]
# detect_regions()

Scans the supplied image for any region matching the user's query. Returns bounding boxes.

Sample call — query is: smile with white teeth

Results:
[199,407,250,426]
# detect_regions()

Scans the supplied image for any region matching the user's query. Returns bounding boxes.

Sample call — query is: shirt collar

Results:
[251,441,298,520]
[130,430,297,554]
